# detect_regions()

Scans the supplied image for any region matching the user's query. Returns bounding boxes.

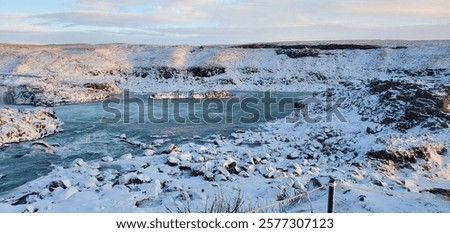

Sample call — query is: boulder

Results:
[179,160,191,170]
[167,156,180,166]
[101,156,114,162]
[287,151,299,160]
[144,149,155,156]
[157,144,181,154]
[48,179,71,192]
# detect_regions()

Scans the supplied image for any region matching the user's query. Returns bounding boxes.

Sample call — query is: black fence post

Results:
[327,177,336,213]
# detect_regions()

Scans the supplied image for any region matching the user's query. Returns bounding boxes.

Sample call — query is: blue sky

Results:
[0,0,449,45]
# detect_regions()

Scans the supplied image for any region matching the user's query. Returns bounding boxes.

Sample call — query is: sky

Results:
[0,0,449,45]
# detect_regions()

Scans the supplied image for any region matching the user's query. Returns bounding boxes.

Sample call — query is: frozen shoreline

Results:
[0,107,63,148]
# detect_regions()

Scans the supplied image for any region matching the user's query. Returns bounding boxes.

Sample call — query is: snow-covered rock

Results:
[0,107,62,147]
[150,90,231,99]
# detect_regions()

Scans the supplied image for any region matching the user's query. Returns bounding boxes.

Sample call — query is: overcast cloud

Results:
[0,0,449,45]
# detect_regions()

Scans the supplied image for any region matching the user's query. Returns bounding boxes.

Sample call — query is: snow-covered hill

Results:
[0,41,449,105]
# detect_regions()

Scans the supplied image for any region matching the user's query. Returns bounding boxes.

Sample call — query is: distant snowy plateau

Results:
[0,41,450,212]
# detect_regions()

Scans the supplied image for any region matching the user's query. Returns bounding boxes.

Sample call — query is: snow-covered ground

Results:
[0,41,449,213]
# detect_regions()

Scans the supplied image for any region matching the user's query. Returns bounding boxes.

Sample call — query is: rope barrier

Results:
[247,185,328,213]
[337,180,445,204]
[245,179,445,213]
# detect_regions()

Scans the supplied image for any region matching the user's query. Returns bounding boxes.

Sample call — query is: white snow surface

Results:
[0,41,449,212]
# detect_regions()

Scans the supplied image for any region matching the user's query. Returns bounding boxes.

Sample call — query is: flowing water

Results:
[0,91,305,194]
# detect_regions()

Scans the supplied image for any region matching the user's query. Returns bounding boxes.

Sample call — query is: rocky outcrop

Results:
[150,90,231,99]
[363,80,450,131]
[367,142,446,170]
[0,108,63,147]
[2,78,121,106]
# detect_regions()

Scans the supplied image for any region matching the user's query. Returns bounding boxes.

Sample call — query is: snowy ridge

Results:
[0,41,449,105]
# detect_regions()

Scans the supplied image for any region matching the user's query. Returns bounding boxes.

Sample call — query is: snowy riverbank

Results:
[0,108,62,148]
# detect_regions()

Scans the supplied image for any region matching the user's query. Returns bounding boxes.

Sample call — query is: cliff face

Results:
[0,41,449,105]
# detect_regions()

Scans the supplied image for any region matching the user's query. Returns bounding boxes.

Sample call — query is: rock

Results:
[358,195,366,202]
[217,166,231,177]
[179,160,191,170]
[223,157,240,174]
[144,149,155,156]
[12,192,39,206]
[101,182,113,191]
[88,169,100,177]
[240,171,251,177]
[24,205,37,213]
[101,156,114,162]
[294,101,306,109]
[83,177,98,189]
[292,163,302,176]
[135,174,151,184]
[287,151,299,160]
[0,108,63,147]
[191,164,208,176]
[152,139,167,146]
[121,153,133,160]
[367,143,446,169]
[167,156,180,166]
[204,171,215,181]
[59,187,78,200]
[259,164,276,178]
[31,140,54,154]
[316,136,325,143]
[422,188,450,199]
[307,177,322,190]
[308,166,320,174]
[157,144,181,154]
[215,174,228,182]
[0,174,6,180]
[372,180,388,187]
[293,180,306,190]
[73,158,86,167]
[268,170,286,178]
[197,145,208,153]
[89,163,101,169]
[119,174,132,185]
[48,179,71,192]
[179,153,192,161]
[366,126,382,134]
[252,157,262,164]
[245,164,255,175]
[150,90,230,99]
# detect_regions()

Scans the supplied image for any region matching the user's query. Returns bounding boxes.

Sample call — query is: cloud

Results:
[73,0,151,10]
[32,0,215,29]
[1,0,450,44]
[2,23,449,45]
